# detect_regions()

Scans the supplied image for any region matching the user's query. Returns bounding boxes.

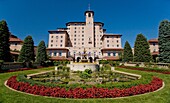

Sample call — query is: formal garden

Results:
[0,65,170,103]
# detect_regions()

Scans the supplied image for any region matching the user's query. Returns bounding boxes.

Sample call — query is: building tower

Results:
[85,10,94,47]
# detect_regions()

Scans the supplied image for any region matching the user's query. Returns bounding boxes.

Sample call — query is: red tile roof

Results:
[101,48,123,51]
[10,51,20,55]
[151,51,159,55]
[101,34,122,40]
[102,56,120,60]
[46,48,69,51]
[148,38,158,43]
[9,37,23,42]
[49,57,71,61]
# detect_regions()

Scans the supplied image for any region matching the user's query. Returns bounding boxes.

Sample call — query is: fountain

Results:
[80,48,88,63]
[65,48,99,71]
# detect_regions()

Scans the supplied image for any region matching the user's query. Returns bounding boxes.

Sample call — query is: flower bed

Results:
[0,66,47,73]
[6,76,163,98]
[119,66,170,74]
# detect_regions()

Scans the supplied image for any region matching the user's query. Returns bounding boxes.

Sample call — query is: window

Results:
[82,43,84,45]
[51,44,53,47]
[49,52,52,56]
[61,36,63,38]
[117,40,119,43]
[56,45,57,47]
[82,27,84,29]
[51,36,53,38]
[75,31,76,33]
[82,38,84,41]
[153,43,156,46]
[51,40,53,42]
[60,44,62,47]
[74,42,76,45]
[74,34,76,37]
[107,44,109,47]
[54,52,57,56]
[88,52,91,56]
[56,36,58,39]
[82,31,84,33]
[117,45,119,47]
[107,40,109,43]
[74,38,76,41]
[108,52,110,56]
[153,49,156,52]
[56,40,58,42]
[75,27,76,29]
[88,13,91,17]
[60,40,63,42]
[113,52,116,56]
[59,52,62,56]
[82,35,84,37]
[15,43,17,46]
[107,36,109,38]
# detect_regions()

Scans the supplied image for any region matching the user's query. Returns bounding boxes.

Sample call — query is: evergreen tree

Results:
[36,40,47,63]
[18,35,35,62]
[0,20,12,62]
[123,41,133,62]
[158,20,170,63]
[134,34,152,62]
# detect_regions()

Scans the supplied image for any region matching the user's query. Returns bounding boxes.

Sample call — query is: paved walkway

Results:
[113,70,142,79]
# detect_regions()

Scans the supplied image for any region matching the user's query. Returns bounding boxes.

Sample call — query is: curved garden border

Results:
[5,76,163,99]
[119,66,170,74]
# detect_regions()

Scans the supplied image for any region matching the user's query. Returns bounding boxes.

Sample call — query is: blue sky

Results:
[0,0,170,47]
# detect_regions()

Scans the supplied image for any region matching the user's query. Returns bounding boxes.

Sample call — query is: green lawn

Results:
[0,67,170,103]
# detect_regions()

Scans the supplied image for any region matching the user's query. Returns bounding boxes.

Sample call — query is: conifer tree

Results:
[134,34,152,62]
[18,36,35,62]
[0,20,12,62]
[36,40,47,63]
[123,41,133,62]
[158,20,170,63]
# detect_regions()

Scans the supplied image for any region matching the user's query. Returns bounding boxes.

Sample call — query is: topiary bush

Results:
[84,69,92,74]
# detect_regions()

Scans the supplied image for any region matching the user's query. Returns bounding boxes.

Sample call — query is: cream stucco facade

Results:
[47,10,123,61]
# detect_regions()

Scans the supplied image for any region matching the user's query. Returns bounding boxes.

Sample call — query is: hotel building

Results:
[148,38,159,61]
[47,10,123,62]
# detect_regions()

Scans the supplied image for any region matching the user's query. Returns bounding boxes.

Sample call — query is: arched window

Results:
[54,52,57,56]
[59,52,62,56]
[88,13,91,17]
[108,52,110,56]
